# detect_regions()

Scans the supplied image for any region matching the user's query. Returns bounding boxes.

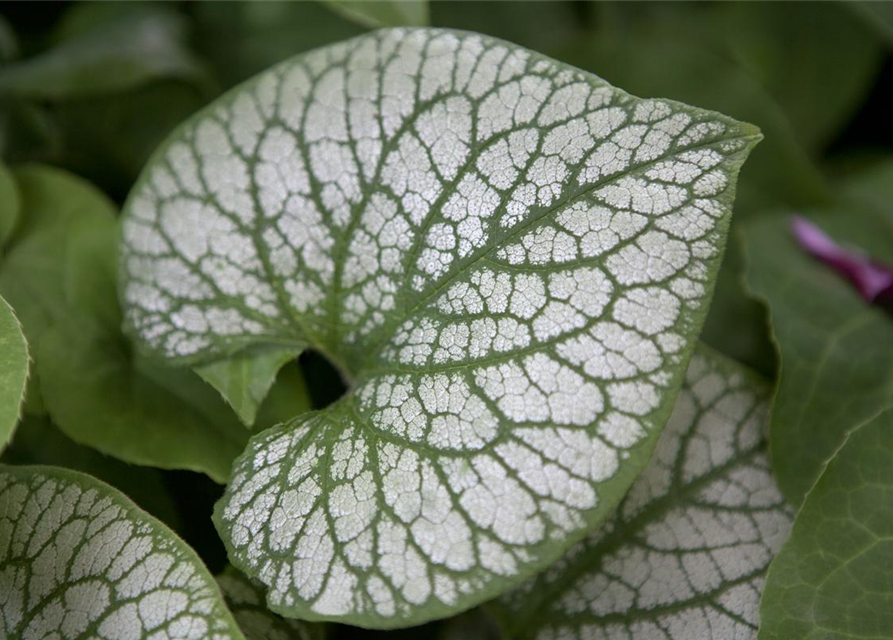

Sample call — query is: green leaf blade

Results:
[0,294,27,452]
[759,409,893,640]
[196,345,304,427]
[0,464,246,640]
[121,28,758,626]
[743,164,893,507]
[493,347,794,640]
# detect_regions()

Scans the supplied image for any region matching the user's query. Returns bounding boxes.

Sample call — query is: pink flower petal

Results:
[790,215,893,302]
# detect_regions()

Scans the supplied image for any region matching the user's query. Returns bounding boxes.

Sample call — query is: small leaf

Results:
[0,294,27,453]
[743,162,893,506]
[759,409,893,640]
[121,28,759,625]
[0,4,210,99]
[324,1,430,28]
[196,345,304,427]
[218,565,326,640]
[492,347,793,640]
[0,464,246,640]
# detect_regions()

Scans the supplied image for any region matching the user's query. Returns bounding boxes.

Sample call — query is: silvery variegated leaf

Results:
[118,28,760,626]
[492,348,793,640]
[0,465,245,640]
[0,294,28,453]
[217,566,325,640]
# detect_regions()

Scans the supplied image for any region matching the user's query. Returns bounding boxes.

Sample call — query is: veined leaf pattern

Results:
[494,348,793,640]
[0,465,245,640]
[119,28,759,626]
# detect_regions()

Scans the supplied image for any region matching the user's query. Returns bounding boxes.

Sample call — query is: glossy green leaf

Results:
[743,160,893,506]
[218,565,325,640]
[492,347,793,639]
[324,1,430,28]
[0,294,27,453]
[196,345,304,427]
[0,464,245,640]
[759,409,893,640]
[120,28,758,626]
[0,4,210,99]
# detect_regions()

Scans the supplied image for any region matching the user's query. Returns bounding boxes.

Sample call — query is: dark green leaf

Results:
[0,3,210,99]
[743,159,893,506]
[759,409,893,640]
[323,1,430,28]
[192,1,364,89]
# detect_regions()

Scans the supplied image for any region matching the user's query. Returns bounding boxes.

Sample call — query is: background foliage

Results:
[0,2,891,639]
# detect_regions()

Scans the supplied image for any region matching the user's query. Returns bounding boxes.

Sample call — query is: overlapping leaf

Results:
[0,294,27,452]
[119,28,759,626]
[759,409,893,640]
[743,160,893,506]
[0,164,308,481]
[0,465,245,640]
[492,348,793,639]
[218,565,325,640]
[0,3,210,99]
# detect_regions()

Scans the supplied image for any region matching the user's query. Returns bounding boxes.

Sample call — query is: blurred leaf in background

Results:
[744,159,893,506]
[324,0,430,28]
[0,3,212,198]
[0,2,211,98]
[190,1,364,89]
[1,414,181,530]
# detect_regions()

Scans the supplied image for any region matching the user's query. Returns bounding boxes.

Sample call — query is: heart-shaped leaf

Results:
[0,464,245,640]
[492,347,793,640]
[120,28,759,626]
[0,294,27,453]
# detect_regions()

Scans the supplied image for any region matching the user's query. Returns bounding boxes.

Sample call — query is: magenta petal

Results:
[790,216,893,302]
